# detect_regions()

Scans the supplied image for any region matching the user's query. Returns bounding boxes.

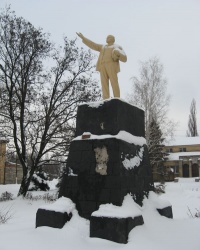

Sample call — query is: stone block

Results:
[76,99,145,137]
[36,209,72,228]
[110,189,122,203]
[76,201,97,219]
[67,150,82,163]
[98,189,110,202]
[36,197,75,228]
[157,206,173,219]
[90,215,144,244]
[70,140,93,151]
[59,138,154,218]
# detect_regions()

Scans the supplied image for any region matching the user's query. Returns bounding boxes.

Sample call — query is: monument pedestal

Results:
[59,99,154,219]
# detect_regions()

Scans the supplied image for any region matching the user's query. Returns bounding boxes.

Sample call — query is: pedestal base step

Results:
[90,215,144,244]
[36,197,75,228]
[157,206,173,219]
[36,209,72,228]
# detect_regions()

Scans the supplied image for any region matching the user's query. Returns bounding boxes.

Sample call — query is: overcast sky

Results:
[1,0,200,137]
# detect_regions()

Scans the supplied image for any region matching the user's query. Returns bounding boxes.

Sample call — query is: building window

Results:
[166,148,173,153]
[179,148,186,152]
[173,165,179,174]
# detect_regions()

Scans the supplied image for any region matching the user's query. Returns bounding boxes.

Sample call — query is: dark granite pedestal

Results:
[75,99,145,137]
[35,99,173,241]
[59,99,154,219]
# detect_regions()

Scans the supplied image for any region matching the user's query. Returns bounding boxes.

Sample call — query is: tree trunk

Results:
[18,175,32,197]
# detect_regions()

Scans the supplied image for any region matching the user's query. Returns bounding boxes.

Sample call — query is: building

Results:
[4,161,23,184]
[0,133,23,184]
[164,137,200,178]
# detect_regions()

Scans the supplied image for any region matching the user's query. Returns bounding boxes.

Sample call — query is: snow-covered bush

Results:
[28,171,50,191]
[42,193,58,203]
[0,192,13,202]
[25,192,58,203]
[154,183,165,194]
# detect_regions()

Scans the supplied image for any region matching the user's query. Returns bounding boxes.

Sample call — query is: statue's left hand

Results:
[114,50,120,56]
[112,49,120,61]
[114,48,127,63]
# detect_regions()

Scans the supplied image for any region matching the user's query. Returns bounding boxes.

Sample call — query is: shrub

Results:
[154,183,165,194]
[0,206,13,224]
[28,171,50,191]
[0,192,13,202]
[24,192,58,203]
[187,207,200,218]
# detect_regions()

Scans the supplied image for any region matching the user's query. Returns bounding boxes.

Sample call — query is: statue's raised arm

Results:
[77,33,127,100]
[76,32,84,39]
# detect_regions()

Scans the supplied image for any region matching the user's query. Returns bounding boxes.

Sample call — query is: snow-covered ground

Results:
[0,178,200,250]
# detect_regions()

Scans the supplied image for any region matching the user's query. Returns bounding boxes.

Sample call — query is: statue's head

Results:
[106,35,115,45]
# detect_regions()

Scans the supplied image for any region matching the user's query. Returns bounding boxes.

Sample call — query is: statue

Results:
[76,33,127,100]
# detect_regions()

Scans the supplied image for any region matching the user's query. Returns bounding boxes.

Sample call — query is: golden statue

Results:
[77,33,127,99]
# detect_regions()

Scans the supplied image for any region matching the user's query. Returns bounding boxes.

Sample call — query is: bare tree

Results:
[0,7,100,196]
[127,57,175,144]
[186,99,198,137]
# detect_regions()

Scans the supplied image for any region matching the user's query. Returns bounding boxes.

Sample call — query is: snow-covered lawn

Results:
[0,178,200,250]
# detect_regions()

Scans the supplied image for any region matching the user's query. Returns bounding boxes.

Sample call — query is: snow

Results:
[48,178,59,190]
[39,197,75,213]
[122,147,144,169]
[166,136,200,146]
[83,100,104,108]
[73,130,146,146]
[68,167,78,176]
[114,44,125,53]
[92,194,142,218]
[167,151,200,161]
[79,97,143,111]
[113,46,126,56]
[145,191,171,209]
[0,178,200,250]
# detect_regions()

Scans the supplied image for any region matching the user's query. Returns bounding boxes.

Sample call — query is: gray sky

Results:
[1,0,200,137]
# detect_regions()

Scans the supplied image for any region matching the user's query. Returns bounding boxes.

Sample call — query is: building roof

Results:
[167,152,200,161]
[165,136,200,147]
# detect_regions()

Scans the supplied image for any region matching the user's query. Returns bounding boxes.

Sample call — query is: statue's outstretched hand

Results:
[76,32,84,39]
